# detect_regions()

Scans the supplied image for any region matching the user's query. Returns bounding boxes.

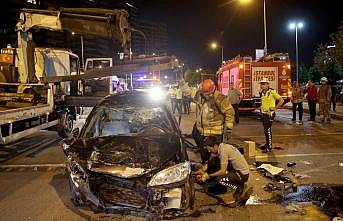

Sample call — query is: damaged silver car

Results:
[62,92,194,217]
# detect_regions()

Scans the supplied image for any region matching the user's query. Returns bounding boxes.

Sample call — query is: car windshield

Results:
[81,105,173,138]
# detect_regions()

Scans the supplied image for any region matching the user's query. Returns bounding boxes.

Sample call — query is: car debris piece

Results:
[245,195,262,205]
[258,164,284,176]
[287,162,296,167]
[301,160,312,165]
[264,183,282,192]
[285,203,306,215]
[295,173,311,179]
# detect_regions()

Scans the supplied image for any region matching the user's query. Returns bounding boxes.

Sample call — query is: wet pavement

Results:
[0,104,343,220]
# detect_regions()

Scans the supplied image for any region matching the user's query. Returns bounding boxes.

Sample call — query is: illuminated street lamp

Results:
[238,0,267,55]
[289,22,304,83]
[211,42,224,64]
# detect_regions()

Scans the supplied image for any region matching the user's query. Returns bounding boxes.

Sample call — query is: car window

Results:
[82,106,173,138]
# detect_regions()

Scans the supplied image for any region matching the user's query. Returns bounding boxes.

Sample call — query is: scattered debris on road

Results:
[257,163,284,176]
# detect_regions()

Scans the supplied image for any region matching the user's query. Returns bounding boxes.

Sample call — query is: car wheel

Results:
[58,113,73,138]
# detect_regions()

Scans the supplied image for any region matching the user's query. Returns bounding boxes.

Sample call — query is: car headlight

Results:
[148,162,191,187]
[148,86,166,101]
[67,156,86,188]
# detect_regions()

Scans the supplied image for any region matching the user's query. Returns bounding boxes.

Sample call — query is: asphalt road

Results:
[1,107,342,221]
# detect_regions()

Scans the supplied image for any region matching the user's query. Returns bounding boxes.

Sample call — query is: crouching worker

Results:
[195,136,250,203]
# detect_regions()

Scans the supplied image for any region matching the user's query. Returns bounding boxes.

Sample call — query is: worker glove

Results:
[223,131,232,143]
[194,167,205,175]
[196,172,210,183]
[200,172,210,182]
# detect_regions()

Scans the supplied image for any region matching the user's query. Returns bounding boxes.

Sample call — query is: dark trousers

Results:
[173,99,182,114]
[308,100,317,120]
[183,97,191,114]
[171,98,176,113]
[232,104,239,123]
[292,102,303,121]
[192,124,221,164]
[205,156,249,195]
[331,101,336,112]
[262,113,275,150]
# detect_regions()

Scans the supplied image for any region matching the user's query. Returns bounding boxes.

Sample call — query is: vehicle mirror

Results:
[72,128,80,138]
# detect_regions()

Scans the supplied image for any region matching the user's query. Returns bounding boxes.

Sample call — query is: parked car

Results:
[339,86,343,104]
[62,92,194,217]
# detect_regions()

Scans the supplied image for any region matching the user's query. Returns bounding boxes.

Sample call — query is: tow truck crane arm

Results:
[16,8,130,83]
[40,55,180,83]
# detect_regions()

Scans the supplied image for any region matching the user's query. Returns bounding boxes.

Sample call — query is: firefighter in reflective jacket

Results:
[259,77,284,152]
[318,77,331,123]
[192,79,235,163]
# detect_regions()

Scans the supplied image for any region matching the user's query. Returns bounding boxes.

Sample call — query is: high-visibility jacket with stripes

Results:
[193,90,234,136]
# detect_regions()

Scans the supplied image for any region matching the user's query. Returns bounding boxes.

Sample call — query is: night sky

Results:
[134,0,343,71]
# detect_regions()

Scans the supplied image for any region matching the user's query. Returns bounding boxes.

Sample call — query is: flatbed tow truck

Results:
[0,8,180,145]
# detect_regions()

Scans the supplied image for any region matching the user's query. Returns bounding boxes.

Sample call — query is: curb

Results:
[285,106,343,121]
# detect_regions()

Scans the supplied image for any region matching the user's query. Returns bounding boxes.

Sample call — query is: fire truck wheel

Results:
[58,113,74,138]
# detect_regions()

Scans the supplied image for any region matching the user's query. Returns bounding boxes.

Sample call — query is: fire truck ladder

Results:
[243,61,252,99]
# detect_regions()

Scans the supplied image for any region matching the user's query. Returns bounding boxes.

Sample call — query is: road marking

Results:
[238,132,343,138]
[0,163,65,168]
[255,152,343,159]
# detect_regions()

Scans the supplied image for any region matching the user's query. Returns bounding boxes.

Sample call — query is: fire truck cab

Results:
[217,53,292,110]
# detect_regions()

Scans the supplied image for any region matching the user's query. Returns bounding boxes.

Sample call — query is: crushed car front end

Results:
[65,148,194,216]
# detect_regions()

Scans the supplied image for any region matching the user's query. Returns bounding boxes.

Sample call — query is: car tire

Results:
[58,113,73,138]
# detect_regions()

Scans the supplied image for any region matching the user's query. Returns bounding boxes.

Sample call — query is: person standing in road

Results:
[182,83,191,114]
[318,77,331,123]
[304,80,317,121]
[228,84,242,123]
[175,85,183,114]
[192,79,235,164]
[290,81,304,124]
[168,85,176,113]
[330,84,337,112]
[259,77,284,152]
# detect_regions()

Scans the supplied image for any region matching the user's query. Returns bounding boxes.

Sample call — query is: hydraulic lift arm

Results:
[40,55,180,83]
[15,8,131,83]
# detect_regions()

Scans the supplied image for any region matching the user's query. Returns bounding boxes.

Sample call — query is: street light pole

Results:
[295,26,299,83]
[211,42,224,65]
[289,22,303,83]
[263,0,267,55]
[80,34,84,69]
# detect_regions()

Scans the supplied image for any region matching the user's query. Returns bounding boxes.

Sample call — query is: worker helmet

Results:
[202,79,215,95]
[260,77,269,84]
[320,77,328,82]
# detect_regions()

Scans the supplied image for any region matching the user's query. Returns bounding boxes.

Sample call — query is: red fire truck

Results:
[217,53,292,110]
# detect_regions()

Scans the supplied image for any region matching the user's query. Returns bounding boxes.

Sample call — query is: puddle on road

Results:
[274,184,343,218]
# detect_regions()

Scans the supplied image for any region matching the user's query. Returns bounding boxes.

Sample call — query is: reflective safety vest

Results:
[260,88,281,113]
[168,88,176,98]
[194,90,234,136]
[175,88,183,99]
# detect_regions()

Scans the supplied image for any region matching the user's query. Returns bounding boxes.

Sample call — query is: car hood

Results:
[68,135,180,177]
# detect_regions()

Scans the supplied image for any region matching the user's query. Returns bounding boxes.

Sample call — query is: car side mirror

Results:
[72,128,80,138]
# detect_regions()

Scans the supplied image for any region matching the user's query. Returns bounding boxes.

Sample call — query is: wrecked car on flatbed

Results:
[62,92,194,216]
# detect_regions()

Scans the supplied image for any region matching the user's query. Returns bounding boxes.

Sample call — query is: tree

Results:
[313,43,342,81]
[330,21,343,67]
